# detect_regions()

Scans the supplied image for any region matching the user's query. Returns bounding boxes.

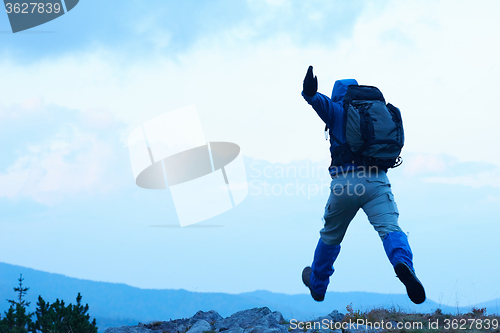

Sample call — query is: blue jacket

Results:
[302,79,359,177]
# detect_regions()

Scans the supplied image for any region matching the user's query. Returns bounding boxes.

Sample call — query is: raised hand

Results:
[303,65,318,97]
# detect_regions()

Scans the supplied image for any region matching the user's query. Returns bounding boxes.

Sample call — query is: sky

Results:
[1,0,500,310]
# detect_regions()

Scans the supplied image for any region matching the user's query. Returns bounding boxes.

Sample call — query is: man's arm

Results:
[302,91,336,125]
[302,66,341,126]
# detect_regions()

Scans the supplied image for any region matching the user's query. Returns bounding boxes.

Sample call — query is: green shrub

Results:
[0,275,98,333]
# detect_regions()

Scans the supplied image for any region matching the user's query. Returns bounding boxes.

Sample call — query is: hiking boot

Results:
[302,266,325,302]
[395,262,426,304]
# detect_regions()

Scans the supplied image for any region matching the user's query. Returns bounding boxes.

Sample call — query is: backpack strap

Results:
[328,104,359,168]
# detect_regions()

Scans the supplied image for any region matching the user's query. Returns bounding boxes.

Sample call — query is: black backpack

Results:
[327,85,404,170]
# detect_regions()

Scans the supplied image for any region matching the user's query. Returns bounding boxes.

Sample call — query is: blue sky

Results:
[1,0,500,310]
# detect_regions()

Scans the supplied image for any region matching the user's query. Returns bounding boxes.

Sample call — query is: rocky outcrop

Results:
[104,307,383,333]
[212,307,287,333]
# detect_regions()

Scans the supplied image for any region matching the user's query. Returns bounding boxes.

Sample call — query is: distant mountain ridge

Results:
[1,262,497,332]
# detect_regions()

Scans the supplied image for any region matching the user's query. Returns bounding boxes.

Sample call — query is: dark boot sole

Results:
[395,262,426,304]
[302,266,325,302]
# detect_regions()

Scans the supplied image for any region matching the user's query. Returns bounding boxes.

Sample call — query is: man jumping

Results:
[300,66,425,305]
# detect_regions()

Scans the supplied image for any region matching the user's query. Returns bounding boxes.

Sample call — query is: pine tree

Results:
[0,274,35,333]
[1,275,98,333]
[32,294,97,333]
[68,293,97,332]
[32,296,53,333]
[8,274,30,308]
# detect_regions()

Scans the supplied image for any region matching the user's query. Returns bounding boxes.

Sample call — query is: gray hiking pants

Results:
[320,169,402,246]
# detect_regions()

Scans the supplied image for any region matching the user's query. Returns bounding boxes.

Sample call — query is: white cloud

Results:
[400,152,500,189]
[0,104,127,204]
[425,171,500,189]
[0,157,30,199]
[403,153,448,176]
[0,133,113,204]
[486,195,500,203]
